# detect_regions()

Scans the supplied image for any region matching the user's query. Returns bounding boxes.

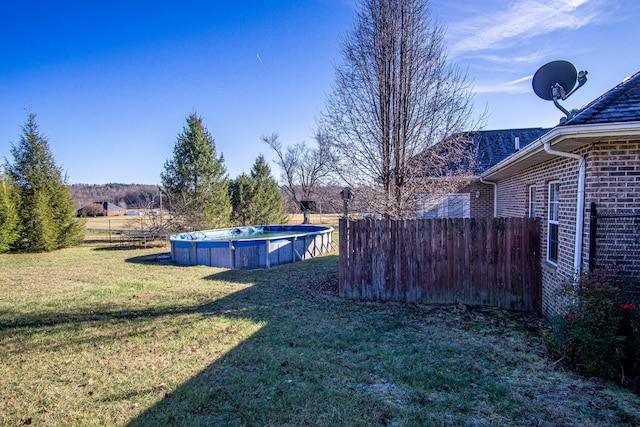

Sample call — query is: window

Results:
[528,186,537,218]
[547,182,560,264]
[418,194,471,218]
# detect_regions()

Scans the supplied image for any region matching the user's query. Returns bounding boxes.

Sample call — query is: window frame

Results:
[547,181,560,265]
[528,185,537,218]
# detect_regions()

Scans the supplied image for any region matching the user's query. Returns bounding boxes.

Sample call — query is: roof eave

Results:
[480,121,640,181]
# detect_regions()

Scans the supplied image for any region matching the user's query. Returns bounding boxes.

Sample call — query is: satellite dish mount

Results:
[532,60,588,122]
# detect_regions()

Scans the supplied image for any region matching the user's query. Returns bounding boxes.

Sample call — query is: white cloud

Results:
[474,75,534,94]
[463,52,546,65]
[449,0,607,58]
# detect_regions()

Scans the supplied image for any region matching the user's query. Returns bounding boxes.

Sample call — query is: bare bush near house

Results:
[137,192,168,233]
[81,202,105,217]
[318,0,483,219]
[262,133,331,223]
[276,185,347,215]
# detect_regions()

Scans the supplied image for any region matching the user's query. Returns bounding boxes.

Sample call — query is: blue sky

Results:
[2,0,639,185]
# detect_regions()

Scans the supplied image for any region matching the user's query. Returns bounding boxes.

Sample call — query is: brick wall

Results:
[457,181,495,218]
[586,140,640,210]
[586,140,640,284]
[493,138,640,317]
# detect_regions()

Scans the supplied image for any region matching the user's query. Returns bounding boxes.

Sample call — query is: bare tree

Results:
[261,133,329,223]
[318,0,482,219]
[82,203,105,217]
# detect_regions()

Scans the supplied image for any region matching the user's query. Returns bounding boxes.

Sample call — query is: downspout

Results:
[479,178,497,218]
[542,142,586,277]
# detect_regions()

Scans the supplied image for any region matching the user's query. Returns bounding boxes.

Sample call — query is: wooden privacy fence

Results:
[339,217,541,312]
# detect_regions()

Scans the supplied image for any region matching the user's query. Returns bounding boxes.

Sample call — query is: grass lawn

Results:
[1,234,639,426]
[83,215,149,230]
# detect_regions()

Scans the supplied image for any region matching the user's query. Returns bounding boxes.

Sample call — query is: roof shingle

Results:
[471,128,551,173]
[563,71,640,126]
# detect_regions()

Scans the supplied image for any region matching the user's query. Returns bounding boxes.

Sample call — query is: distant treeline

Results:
[70,183,352,214]
[70,183,162,210]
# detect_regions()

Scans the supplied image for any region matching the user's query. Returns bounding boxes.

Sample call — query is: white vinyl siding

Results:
[418,194,471,218]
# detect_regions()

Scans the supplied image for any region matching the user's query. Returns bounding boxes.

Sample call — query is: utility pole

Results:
[158,187,163,227]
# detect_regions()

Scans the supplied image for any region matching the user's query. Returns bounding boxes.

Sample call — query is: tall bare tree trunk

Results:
[319,0,481,219]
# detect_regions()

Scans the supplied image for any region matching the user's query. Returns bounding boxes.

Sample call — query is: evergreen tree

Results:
[8,113,84,252]
[50,177,85,248]
[229,173,254,226]
[249,155,286,225]
[229,155,286,226]
[161,113,230,230]
[0,170,21,253]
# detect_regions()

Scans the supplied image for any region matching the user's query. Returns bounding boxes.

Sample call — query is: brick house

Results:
[418,128,549,219]
[480,71,640,316]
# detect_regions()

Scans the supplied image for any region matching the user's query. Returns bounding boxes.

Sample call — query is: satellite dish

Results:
[532,60,577,101]
[532,60,588,121]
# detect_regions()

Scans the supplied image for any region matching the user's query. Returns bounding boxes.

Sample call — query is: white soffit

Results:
[481,121,640,181]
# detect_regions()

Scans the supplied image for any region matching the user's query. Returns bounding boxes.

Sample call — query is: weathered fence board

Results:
[339,217,541,312]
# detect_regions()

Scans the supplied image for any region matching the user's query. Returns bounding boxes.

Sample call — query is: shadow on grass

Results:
[0,297,237,332]
[83,239,119,245]
[124,252,173,264]
[92,244,169,252]
[123,255,410,426]
[125,254,640,427]
[4,250,637,425]
[91,245,145,252]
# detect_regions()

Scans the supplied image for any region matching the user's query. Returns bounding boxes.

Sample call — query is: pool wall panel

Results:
[235,243,266,269]
[269,239,294,267]
[170,226,334,269]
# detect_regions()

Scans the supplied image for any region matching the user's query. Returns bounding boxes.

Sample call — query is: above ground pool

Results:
[170,225,335,269]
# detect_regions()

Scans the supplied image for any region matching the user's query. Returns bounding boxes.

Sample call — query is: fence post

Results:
[339,218,347,297]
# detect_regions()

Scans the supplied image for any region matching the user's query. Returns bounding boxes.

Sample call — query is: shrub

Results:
[546,269,640,385]
[82,203,105,217]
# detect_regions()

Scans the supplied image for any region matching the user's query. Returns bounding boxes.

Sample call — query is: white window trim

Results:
[528,185,537,218]
[547,181,560,265]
